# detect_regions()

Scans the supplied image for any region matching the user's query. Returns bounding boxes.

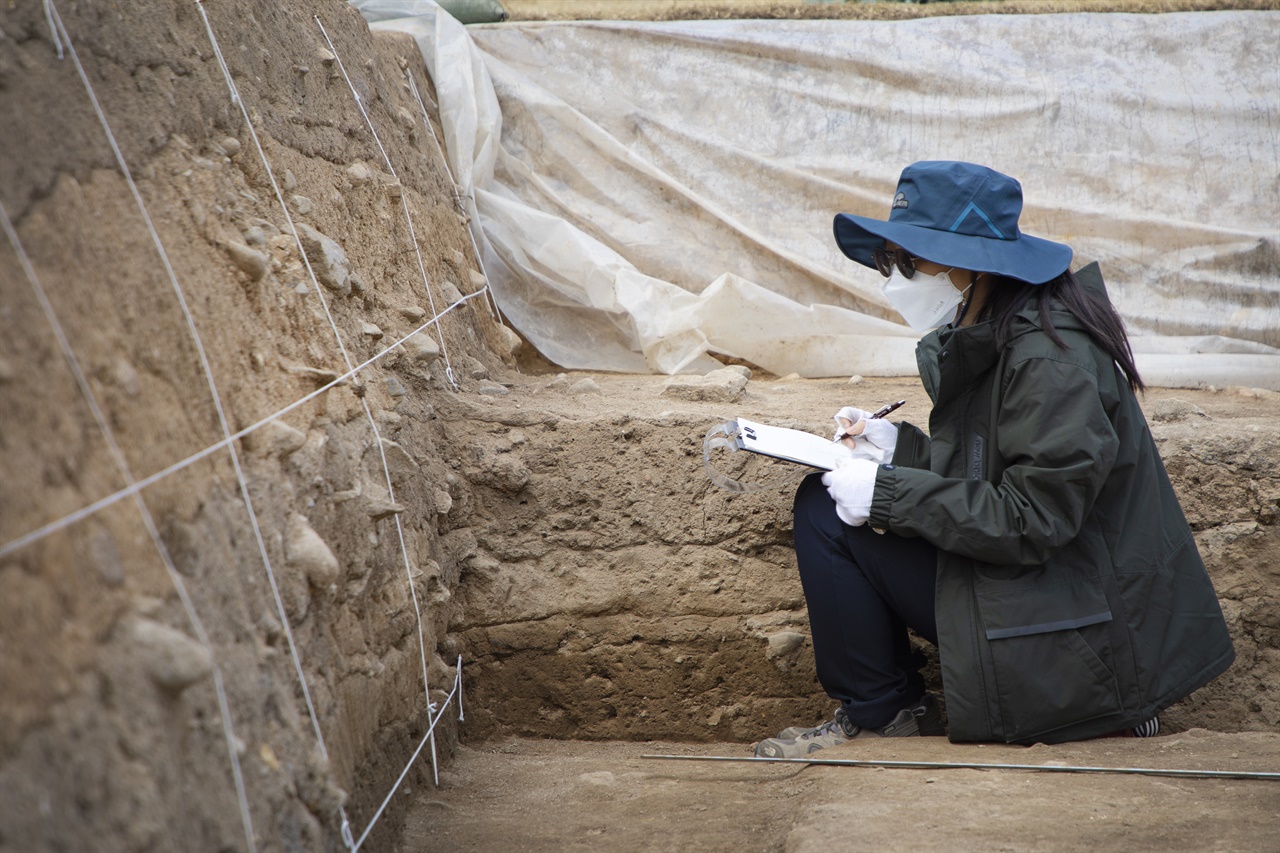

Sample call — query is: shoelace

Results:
[799,716,850,740]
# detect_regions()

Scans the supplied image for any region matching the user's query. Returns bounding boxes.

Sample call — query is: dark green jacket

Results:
[868,264,1234,744]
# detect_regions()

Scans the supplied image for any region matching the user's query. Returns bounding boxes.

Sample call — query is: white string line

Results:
[46,0,338,826]
[41,0,63,58]
[0,290,486,562]
[198,2,442,804]
[1,199,257,853]
[314,16,457,394]
[403,69,504,326]
[351,656,465,853]
[312,13,442,785]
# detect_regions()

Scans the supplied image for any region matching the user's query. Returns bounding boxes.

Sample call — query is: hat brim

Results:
[834,213,1072,285]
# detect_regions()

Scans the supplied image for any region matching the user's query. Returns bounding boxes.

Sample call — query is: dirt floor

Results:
[400,732,1280,852]
[2,2,1278,851]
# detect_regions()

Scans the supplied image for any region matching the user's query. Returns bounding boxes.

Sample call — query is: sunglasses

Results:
[872,246,917,279]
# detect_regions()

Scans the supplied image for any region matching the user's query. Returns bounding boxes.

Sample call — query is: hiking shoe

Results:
[777,719,828,740]
[755,708,858,758]
[866,693,945,738]
[756,695,945,758]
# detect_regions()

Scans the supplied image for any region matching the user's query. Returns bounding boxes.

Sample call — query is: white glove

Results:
[821,459,879,527]
[833,406,899,465]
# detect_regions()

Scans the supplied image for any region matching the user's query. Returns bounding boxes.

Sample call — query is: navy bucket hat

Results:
[834,161,1072,285]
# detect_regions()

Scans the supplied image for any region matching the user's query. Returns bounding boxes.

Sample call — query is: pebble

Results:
[366,498,406,521]
[133,618,213,692]
[220,136,241,157]
[478,380,509,396]
[404,332,441,363]
[545,373,570,390]
[283,169,298,191]
[347,162,374,186]
[244,419,306,457]
[433,490,453,515]
[291,195,314,215]
[285,514,340,588]
[765,631,806,659]
[113,358,141,396]
[570,378,602,395]
[496,324,522,357]
[848,374,865,385]
[440,279,464,305]
[349,272,367,295]
[223,240,270,282]
[362,322,384,340]
[385,376,408,397]
[90,528,126,588]
[294,223,350,295]
[449,249,467,267]
[468,269,487,291]
[400,305,427,322]
[465,356,489,380]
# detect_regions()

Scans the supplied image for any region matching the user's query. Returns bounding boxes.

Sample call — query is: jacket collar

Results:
[915,261,1108,404]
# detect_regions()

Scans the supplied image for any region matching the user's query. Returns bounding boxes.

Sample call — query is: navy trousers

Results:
[792,472,939,729]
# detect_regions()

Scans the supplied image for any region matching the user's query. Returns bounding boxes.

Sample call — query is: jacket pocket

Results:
[977,581,1123,741]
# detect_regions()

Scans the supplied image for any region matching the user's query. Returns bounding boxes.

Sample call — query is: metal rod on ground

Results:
[641,753,1280,782]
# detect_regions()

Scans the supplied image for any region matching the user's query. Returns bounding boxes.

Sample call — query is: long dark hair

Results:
[969,271,1145,393]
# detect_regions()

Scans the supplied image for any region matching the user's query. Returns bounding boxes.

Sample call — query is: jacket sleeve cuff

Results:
[869,464,900,529]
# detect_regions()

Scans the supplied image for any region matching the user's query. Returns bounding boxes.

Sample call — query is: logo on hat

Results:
[892,192,909,210]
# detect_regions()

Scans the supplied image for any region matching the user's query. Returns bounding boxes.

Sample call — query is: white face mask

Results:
[883,267,972,333]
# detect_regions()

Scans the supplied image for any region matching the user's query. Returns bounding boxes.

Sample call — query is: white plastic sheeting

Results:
[359,2,1280,388]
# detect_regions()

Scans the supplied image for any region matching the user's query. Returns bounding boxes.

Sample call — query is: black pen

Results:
[870,399,907,420]
[833,400,906,443]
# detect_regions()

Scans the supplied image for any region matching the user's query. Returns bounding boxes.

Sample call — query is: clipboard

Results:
[732,418,858,471]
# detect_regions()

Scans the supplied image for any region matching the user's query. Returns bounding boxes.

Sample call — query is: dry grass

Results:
[502,0,1280,22]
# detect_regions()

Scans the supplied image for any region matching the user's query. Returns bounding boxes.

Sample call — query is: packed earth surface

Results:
[1,2,1278,852]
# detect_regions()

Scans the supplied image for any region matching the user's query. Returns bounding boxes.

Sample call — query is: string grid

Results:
[7,2,487,848]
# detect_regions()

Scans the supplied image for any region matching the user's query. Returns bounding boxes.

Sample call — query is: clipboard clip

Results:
[703,420,804,493]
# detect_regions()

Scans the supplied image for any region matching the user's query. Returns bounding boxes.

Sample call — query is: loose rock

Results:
[222,240,270,281]
[496,324,523,357]
[347,162,374,186]
[400,305,427,322]
[285,514,341,588]
[243,419,306,457]
[660,367,748,403]
[1149,399,1209,423]
[362,322,384,340]
[570,378,601,395]
[765,631,807,659]
[133,618,213,692]
[440,279,464,305]
[295,223,350,295]
[386,376,408,397]
[405,332,441,363]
